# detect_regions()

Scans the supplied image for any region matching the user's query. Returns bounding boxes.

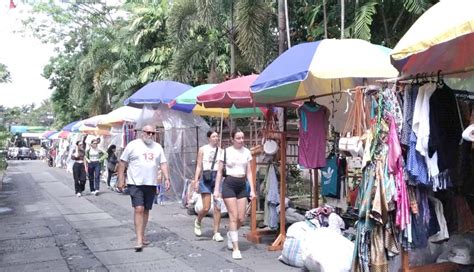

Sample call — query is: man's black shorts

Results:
[128,185,156,210]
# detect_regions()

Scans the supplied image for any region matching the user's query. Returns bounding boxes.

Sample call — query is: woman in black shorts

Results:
[214,129,255,260]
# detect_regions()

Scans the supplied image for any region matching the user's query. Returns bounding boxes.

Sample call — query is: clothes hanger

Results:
[304,95,320,108]
[437,70,445,87]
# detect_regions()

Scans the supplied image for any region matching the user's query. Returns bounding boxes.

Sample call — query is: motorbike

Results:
[47,155,54,167]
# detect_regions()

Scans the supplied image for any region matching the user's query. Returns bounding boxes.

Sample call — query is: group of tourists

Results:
[86,124,255,260]
[70,136,118,197]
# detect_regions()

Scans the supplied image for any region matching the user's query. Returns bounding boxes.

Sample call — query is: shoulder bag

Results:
[202,147,218,182]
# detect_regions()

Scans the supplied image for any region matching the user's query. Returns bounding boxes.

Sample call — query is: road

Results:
[0,160,299,272]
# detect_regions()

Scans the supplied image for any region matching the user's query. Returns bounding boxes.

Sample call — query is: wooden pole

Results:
[313,169,319,208]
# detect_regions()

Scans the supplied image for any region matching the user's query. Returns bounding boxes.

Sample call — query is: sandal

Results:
[134,244,143,252]
[142,240,151,246]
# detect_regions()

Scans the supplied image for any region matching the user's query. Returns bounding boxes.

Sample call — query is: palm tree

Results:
[168,0,273,83]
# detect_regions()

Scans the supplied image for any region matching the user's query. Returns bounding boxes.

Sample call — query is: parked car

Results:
[17,147,32,160]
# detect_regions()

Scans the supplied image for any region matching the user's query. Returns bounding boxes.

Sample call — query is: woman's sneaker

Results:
[194,219,202,236]
[232,250,242,260]
[212,232,224,242]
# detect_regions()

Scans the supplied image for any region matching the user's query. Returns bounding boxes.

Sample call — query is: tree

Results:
[0,63,11,83]
[168,0,274,84]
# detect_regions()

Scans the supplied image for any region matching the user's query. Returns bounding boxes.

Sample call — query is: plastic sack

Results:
[302,228,354,272]
[279,221,316,268]
[193,192,228,216]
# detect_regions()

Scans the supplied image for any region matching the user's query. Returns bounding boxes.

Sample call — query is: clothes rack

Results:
[377,66,474,83]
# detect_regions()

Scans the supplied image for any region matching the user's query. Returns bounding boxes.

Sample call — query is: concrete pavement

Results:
[0,160,301,272]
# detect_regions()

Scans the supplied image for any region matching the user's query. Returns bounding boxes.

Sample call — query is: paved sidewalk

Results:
[0,160,301,272]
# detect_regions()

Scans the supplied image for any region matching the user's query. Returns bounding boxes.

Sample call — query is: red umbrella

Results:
[196,75,258,108]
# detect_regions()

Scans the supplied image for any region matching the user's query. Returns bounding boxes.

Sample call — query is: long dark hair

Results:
[107,145,116,156]
[207,130,218,138]
[231,128,243,139]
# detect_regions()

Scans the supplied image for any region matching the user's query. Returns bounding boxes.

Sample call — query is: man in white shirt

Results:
[117,124,171,252]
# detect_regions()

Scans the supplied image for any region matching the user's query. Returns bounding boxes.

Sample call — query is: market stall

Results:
[249,38,398,252]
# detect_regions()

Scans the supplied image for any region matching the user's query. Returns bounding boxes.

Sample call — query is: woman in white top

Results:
[85,138,107,195]
[192,131,224,242]
[214,129,255,260]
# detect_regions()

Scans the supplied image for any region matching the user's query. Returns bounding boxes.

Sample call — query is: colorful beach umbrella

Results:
[98,106,142,125]
[171,84,264,118]
[78,125,110,136]
[82,114,107,127]
[250,39,398,104]
[391,0,474,76]
[61,121,80,132]
[124,80,192,108]
[41,130,57,139]
[58,131,70,139]
[196,75,259,108]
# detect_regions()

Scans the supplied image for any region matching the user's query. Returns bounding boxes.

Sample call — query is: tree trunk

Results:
[278,0,286,55]
[229,1,236,77]
[341,0,345,39]
[208,61,217,83]
[323,0,328,39]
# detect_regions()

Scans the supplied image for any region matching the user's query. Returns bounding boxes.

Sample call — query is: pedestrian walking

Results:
[192,130,224,242]
[117,124,171,252]
[106,144,118,189]
[214,129,256,260]
[71,138,87,197]
[85,138,107,196]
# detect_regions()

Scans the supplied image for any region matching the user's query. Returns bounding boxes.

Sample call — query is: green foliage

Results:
[235,0,273,71]
[350,1,378,41]
[0,63,11,83]
[21,0,436,123]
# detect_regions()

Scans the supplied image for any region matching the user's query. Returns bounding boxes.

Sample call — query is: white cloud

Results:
[0,2,55,108]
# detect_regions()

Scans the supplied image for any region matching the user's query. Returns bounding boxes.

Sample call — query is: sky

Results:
[0,1,56,108]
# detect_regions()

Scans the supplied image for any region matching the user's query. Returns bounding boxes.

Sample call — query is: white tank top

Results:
[202,144,220,171]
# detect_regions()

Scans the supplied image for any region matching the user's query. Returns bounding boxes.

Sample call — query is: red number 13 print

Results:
[142,153,154,161]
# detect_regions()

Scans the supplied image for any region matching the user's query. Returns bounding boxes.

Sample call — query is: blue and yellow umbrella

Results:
[250,39,398,104]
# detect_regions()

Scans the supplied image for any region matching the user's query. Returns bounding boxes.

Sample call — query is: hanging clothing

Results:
[383,85,403,137]
[264,164,280,229]
[321,154,339,198]
[297,104,329,168]
[407,131,430,185]
[412,83,441,182]
[400,85,418,146]
[428,85,463,172]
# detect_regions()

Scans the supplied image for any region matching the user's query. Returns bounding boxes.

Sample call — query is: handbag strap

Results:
[210,146,218,170]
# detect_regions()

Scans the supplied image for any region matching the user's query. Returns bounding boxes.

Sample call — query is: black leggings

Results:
[107,169,116,186]
[73,162,86,194]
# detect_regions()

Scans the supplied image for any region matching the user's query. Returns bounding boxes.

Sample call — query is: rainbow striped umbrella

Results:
[391,0,474,75]
[171,84,264,118]
[250,39,398,104]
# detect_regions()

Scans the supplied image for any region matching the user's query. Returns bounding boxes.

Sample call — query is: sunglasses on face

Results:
[143,131,156,136]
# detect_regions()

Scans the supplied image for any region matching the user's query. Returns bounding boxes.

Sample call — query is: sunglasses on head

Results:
[143,131,156,136]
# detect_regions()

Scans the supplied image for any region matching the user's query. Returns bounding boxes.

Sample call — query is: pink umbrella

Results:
[196,75,258,108]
